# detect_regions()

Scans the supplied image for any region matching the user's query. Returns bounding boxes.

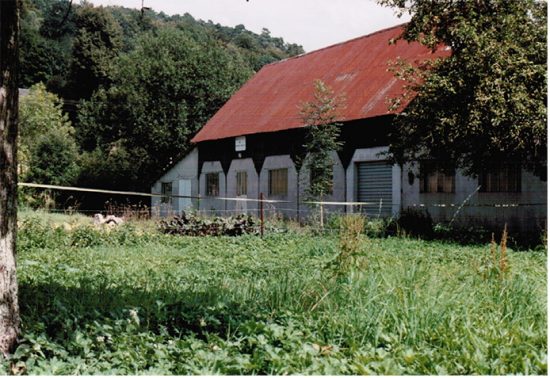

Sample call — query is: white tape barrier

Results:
[18,183,545,208]
[17,183,352,205]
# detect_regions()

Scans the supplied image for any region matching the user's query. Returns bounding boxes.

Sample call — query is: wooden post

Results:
[197,194,201,216]
[319,203,324,231]
[259,192,264,238]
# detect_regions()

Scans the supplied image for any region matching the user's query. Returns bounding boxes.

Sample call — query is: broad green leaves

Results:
[381,0,547,177]
[8,214,548,374]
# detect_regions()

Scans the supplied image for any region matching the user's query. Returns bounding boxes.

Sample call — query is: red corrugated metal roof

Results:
[192,24,449,143]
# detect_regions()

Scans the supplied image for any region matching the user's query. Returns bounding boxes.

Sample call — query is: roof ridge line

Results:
[265,22,408,67]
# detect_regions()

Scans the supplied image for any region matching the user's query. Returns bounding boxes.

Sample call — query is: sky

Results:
[88,0,410,52]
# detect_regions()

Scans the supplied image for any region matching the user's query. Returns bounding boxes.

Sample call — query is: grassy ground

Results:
[3,212,547,374]
[18,208,92,227]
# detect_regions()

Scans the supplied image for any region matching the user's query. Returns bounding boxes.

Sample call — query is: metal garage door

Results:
[356,161,393,217]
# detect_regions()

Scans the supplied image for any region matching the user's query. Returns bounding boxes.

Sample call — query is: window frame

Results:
[268,168,288,197]
[419,170,455,194]
[479,164,521,193]
[236,171,247,196]
[161,182,172,204]
[418,162,455,194]
[205,172,220,197]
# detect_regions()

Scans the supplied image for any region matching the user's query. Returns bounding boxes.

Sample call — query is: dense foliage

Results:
[5,213,547,374]
[18,0,304,199]
[19,84,80,190]
[77,28,252,190]
[19,0,303,96]
[66,3,123,101]
[379,0,547,177]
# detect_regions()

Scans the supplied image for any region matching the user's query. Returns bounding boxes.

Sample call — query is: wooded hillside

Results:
[18,0,304,206]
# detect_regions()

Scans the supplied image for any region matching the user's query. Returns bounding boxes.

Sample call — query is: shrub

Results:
[365,218,399,238]
[326,214,367,277]
[18,217,68,252]
[158,212,257,237]
[327,214,397,238]
[397,207,433,237]
[70,225,106,248]
[18,214,158,251]
[433,222,490,245]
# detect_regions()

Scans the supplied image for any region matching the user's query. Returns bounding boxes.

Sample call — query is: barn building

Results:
[152,24,546,232]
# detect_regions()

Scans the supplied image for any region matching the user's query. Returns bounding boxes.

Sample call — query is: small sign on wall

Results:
[235,136,246,151]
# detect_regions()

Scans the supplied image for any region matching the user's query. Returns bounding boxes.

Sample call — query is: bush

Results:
[18,217,68,252]
[397,207,433,237]
[18,215,159,251]
[25,129,80,187]
[327,214,397,238]
[365,218,399,238]
[327,214,367,276]
[70,225,106,248]
[158,212,257,237]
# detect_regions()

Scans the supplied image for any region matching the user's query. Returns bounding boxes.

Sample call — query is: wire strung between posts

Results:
[18,182,547,208]
[18,182,287,204]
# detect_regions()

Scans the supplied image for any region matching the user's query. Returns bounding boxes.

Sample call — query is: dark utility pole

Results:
[140,0,151,27]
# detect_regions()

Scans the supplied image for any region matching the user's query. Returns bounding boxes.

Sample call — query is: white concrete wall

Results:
[151,148,199,217]
[401,163,547,232]
[155,145,546,231]
[259,155,298,218]
[345,146,401,216]
[226,158,259,215]
[298,151,346,218]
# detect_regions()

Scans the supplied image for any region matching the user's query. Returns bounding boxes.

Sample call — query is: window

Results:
[236,171,247,196]
[479,164,521,192]
[205,172,219,196]
[269,168,288,196]
[419,165,455,193]
[418,162,455,193]
[161,182,172,204]
[310,167,333,195]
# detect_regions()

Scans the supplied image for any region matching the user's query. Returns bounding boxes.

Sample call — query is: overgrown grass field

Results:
[3,213,547,374]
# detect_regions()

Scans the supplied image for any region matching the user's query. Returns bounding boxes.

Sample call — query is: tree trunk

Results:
[0,0,20,356]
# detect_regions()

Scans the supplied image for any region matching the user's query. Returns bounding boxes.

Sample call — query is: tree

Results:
[77,28,252,191]
[39,0,76,40]
[18,83,75,177]
[67,3,122,100]
[379,0,547,178]
[300,80,345,201]
[19,20,68,89]
[25,128,80,187]
[0,0,21,356]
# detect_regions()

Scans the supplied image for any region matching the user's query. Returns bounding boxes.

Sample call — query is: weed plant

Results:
[326,214,367,277]
[3,214,547,374]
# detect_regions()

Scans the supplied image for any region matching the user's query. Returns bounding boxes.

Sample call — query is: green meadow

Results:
[3,212,546,375]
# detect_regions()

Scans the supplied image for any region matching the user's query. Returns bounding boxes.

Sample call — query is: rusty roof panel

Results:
[192,24,449,143]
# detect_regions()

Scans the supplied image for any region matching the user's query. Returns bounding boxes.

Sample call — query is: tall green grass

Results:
[3,216,546,374]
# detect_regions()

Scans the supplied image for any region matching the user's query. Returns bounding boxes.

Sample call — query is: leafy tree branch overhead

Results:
[379,0,547,178]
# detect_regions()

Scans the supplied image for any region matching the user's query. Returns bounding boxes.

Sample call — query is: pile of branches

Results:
[159,212,257,237]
